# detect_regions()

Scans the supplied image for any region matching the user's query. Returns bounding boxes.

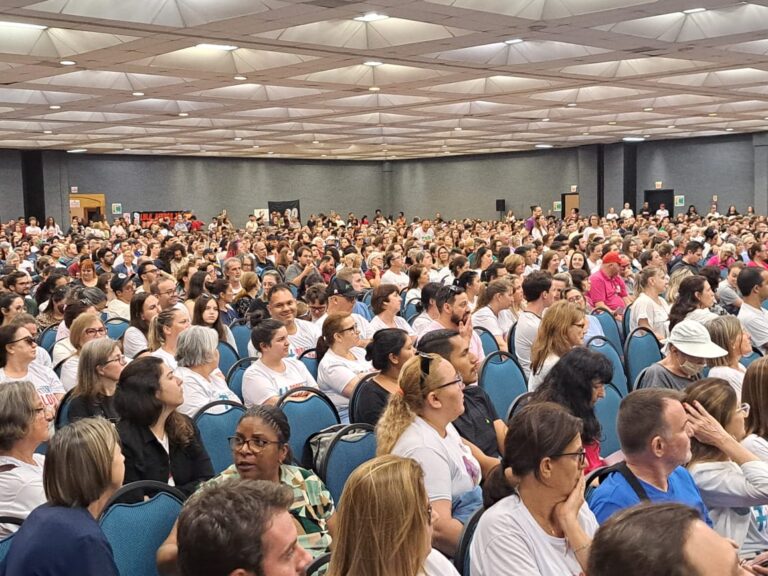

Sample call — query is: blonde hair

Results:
[44,417,120,508]
[69,312,103,350]
[147,308,179,350]
[326,455,431,576]
[666,268,693,305]
[530,301,584,374]
[376,353,445,455]
[74,338,120,399]
[706,316,743,368]
[234,272,259,301]
[744,358,768,439]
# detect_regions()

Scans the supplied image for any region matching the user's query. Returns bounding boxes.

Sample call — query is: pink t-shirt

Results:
[587,269,627,312]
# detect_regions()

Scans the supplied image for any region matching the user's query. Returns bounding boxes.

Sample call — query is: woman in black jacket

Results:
[114,356,213,497]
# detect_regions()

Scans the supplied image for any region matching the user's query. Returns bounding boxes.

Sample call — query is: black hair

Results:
[249,318,285,353]
[522,270,552,301]
[364,328,409,370]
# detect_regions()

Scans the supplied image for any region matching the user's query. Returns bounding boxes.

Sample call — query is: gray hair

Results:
[0,380,38,450]
[175,325,218,367]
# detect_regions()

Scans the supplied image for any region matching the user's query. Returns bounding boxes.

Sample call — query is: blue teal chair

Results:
[38,324,57,357]
[455,507,484,576]
[478,351,527,419]
[225,357,257,403]
[474,326,500,357]
[193,400,245,474]
[54,389,76,430]
[587,335,628,397]
[318,423,376,503]
[299,348,319,381]
[595,383,623,457]
[741,346,764,369]
[0,532,15,564]
[217,341,240,377]
[591,310,623,356]
[623,327,662,391]
[277,387,340,465]
[506,322,517,357]
[230,323,252,359]
[105,317,130,341]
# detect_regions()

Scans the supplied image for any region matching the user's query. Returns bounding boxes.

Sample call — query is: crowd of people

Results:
[2,201,768,574]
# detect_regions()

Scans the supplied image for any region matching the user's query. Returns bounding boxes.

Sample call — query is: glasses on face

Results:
[552,448,587,467]
[433,375,464,392]
[102,354,127,366]
[10,335,35,346]
[85,327,107,337]
[309,305,327,312]
[737,403,751,417]
[228,436,281,453]
[339,324,359,335]
[158,288,176,297]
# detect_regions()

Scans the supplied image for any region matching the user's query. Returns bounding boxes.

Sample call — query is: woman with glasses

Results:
[531,348,612,473]
[684,378,768,558]
[123,292,160,359]
[376,353,481,557]
[629,266,670,343]
[326,454,459,576]
[317,313,373,423]
[528,301,587,391]
[157,405,335,572]
[0,324,64,413]
[242,319,318,408]
[0,381,51,536]
[471,402,596,576]
[68,338,126,422]
[59,313,107,392]
[115,356,213,498]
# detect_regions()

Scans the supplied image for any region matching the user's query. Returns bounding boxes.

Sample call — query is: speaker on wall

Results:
[495,199,506,212]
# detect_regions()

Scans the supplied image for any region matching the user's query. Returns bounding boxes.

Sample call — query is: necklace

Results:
[519,493,560,537]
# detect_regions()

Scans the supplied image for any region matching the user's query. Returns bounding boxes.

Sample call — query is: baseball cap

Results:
[110,273,135,293]
[602,252,622,265]
[326,278,357,299]
[666,320,727,359]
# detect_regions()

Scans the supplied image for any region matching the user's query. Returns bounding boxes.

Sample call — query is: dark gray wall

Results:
[0,150,24,222]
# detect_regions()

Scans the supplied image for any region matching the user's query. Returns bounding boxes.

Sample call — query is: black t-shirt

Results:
[355,378,390,426]
[453,385,501,459]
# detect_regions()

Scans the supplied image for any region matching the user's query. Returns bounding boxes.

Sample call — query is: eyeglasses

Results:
[552,448,587,467]
[102,354,127,366]
[84,327,107,336]
[228,436,282,453]
[737,402,751,417]
[572,322,586,329]
[157,288,176,297]
[309,305,327,312]
[339,325,359,335]
[9,335,35,346]
[433,375,464,392]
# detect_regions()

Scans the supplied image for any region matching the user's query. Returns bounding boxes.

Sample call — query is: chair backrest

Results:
[403,298,420,321]
[741,346,765,369]
[622,306,632,339]
[478,351,528,418]
[38,324,57,356]
[54,388,76,430]
[506,322,517,357]
[99,481,185,576]
[105,317,130,341]
[0,533,14,564]
[277,387,340,462]
[584,465,619,504]
[591,310,623,356]
[193,400,246,474]
[594,383,623,458]
[319,423,377,503]
[361,289,373,306]
[230,323,252,359]
[474,326,500,357]
[225,357,258,402]
[348,372,379,424]
[623,327,663,391]
[217,340,240,376]
[506,391,534,421]
[454,507,484,576]
[298,348,319,380]
[587,335,628,397]
[306,552,332,576]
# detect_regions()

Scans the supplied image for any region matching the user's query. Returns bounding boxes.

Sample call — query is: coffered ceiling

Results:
[0,0,766,159]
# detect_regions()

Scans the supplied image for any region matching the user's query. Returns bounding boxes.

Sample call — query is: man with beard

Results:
[95,247,114,275]
[420,285,484,363]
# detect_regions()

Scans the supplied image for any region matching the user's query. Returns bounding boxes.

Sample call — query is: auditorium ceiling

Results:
[0,0,766,159]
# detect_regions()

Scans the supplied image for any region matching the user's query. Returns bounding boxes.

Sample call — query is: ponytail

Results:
[375,394,416,455]
[482,462,515,509]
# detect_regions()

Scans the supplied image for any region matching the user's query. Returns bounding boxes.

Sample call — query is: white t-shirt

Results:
[242,358,318,407]
[59,355,79,392]
[514,311,541,379]
[380,270,409,290]
[176,367,240,417]
[152,347,177,370]
[413,312,435,339]
[0,364,64,410]
[421,549,459,576]
[288,319,321,358]
[0,454,45,537]
[470,494,598,576]
[51,337,75,366]
[123,326,149,359]
[368,315,416,337]
[528,354,560,392]
[317,347,371,421]
[498,309,516,336]
[740,303,768,349]
[709,365,746,401]
[33,346,52,369]
[630,293,670,340]
[744,434,768,462]
[392,417,481,502]
[106,298,130,320]
[472,306,503,337]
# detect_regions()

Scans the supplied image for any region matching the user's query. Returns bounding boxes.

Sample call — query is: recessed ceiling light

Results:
[535,144,554,149]
[683,7,706,14]
[443,150,451,154]
[252,145,260,148]
[196,43,238,51]
[667,125,676,129]
[132,91,144,97]
[454,127,462,131]
[234,137,242,141]
[643,107,654,112]
[0,21,47,30]
[644,134,651,138]
[369,86,380,92]
[582,132,590,136]
[42,130,52,134]
[566,103,577,108]
[354,12,389,22]
[726,128,734,131]
[178,112,189,117]
[233,75,247,81]
[542,118,550,122]
[708,113,718,117]
[364,61,382,67]
[321,154,327,157]
[504,38,523,45]
[123,148,131,151]
[312,140,319,144]
[441,145,448,148]
[608,121,617,125]
[48,105,61,110]
[59,60,76,66]
[268,151,274,155]
[623,136,645,142]
[67,148,87,153]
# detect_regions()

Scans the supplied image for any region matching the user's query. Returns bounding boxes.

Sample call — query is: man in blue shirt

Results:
[589,388,712,526]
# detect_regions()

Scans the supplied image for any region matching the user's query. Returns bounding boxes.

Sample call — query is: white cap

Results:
[666,320,727,359]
